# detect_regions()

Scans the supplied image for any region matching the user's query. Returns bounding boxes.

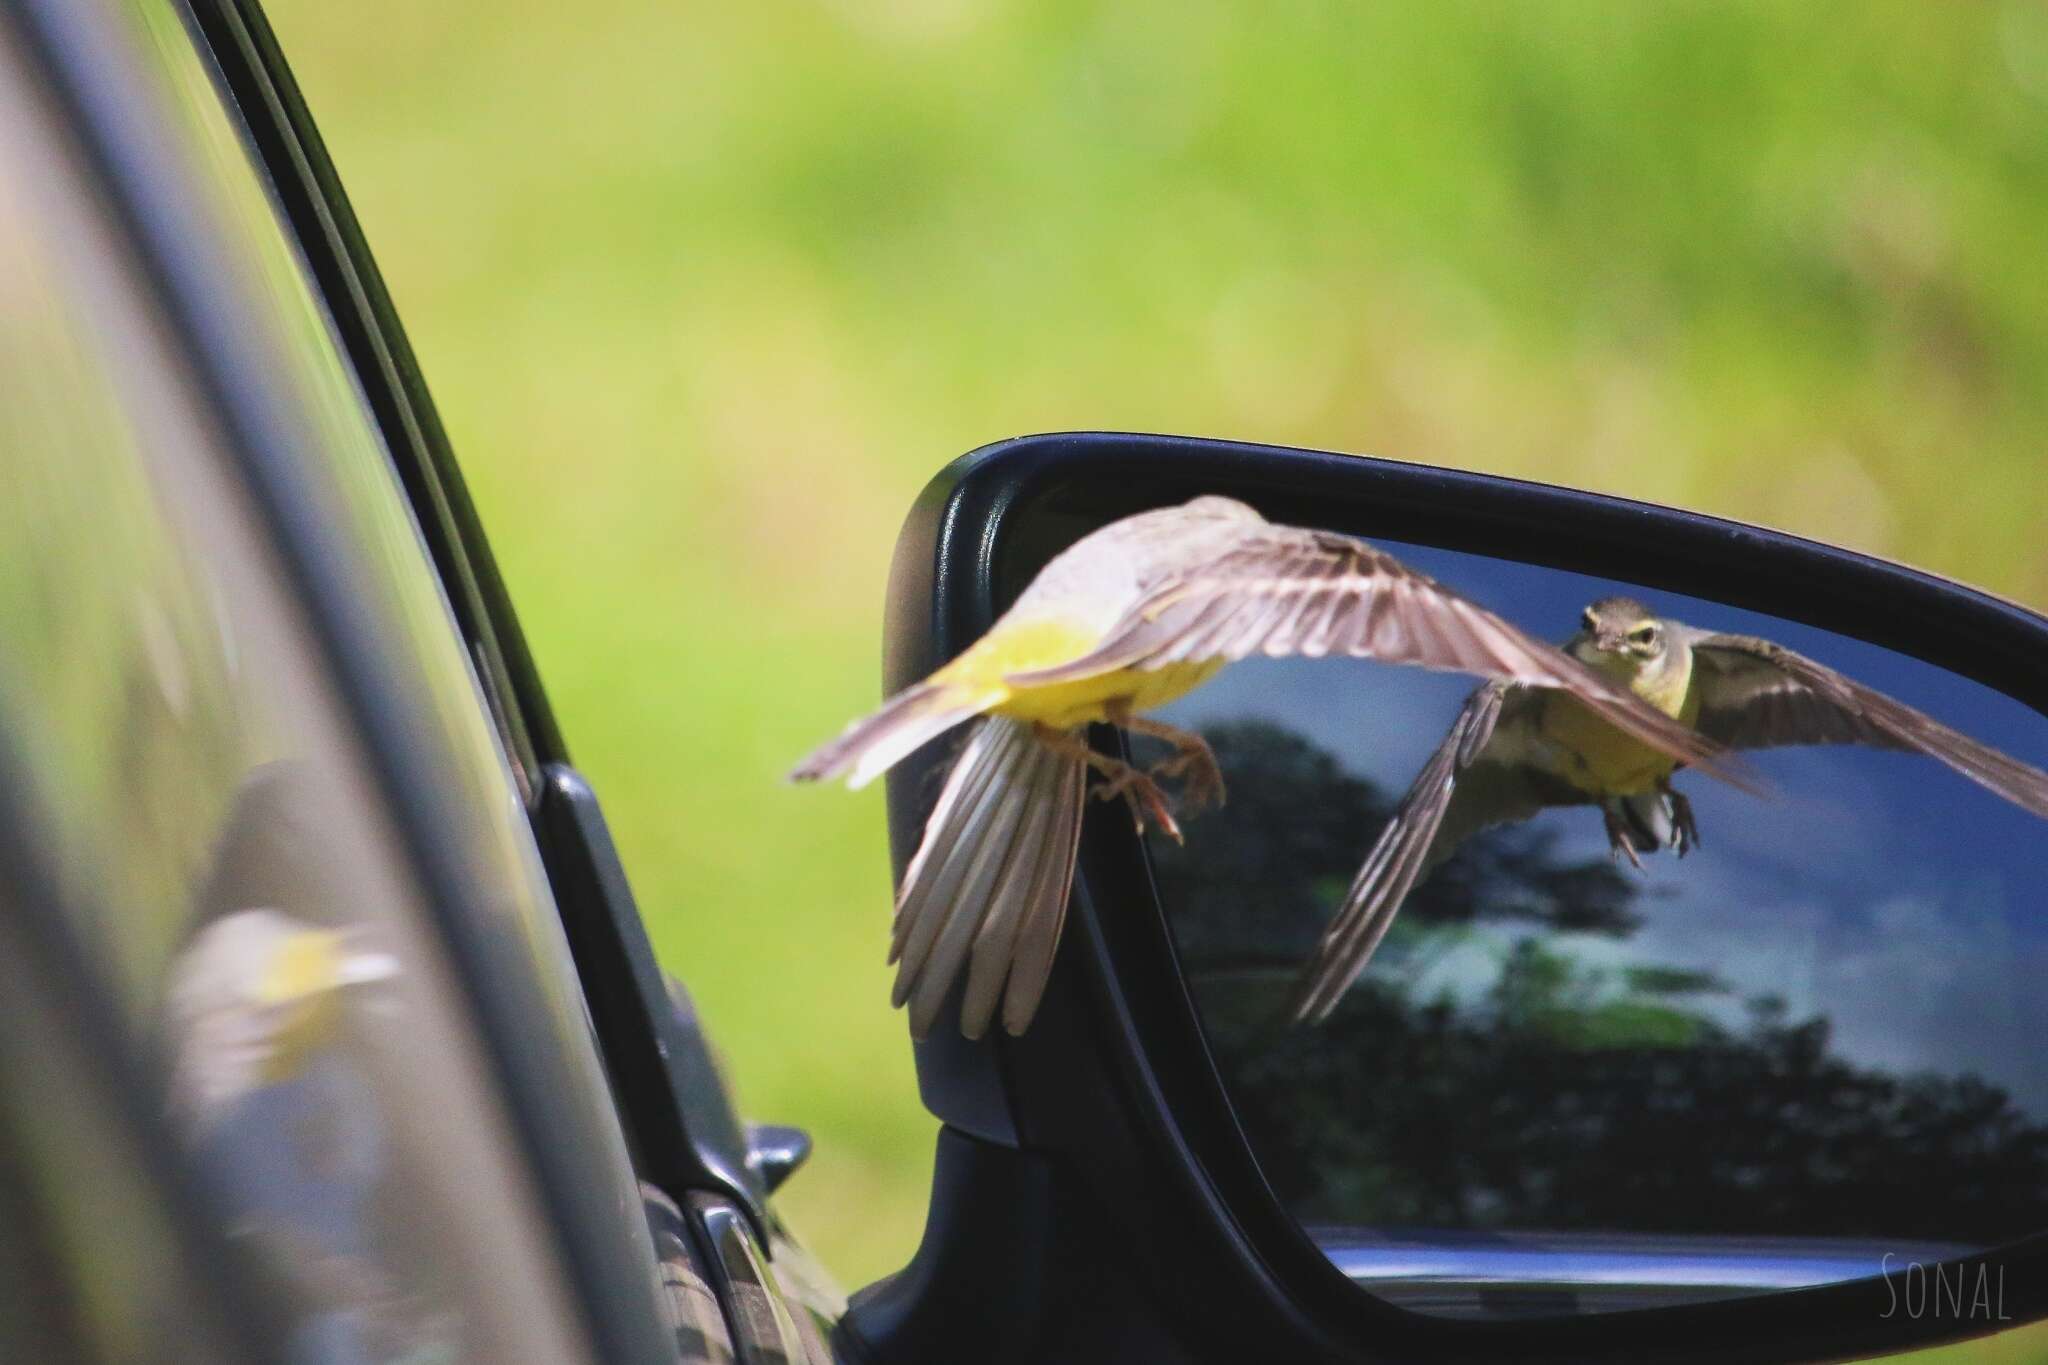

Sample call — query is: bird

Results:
[791,500,1742,1040]
[164,908,447,1362]
[164,907,400,1129]
[1285,594,2048,1025]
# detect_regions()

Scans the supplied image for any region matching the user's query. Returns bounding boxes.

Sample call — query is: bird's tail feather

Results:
[788,681,991,789]
[889,717,1086,1039]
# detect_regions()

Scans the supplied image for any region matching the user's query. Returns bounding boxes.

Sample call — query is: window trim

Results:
[180,0,565,791]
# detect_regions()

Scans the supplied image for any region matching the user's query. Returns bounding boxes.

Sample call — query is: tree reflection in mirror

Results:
[1144,540,2048,1321]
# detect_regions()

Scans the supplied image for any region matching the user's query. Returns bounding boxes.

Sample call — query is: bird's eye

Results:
[1582,609,1599,631]
[1630,625,1660,646]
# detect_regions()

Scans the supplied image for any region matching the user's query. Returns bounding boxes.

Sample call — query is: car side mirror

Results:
[844,433,2048,1364]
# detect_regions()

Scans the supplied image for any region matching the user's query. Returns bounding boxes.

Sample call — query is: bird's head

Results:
[1180,494,1261,523]
[1570,596,1672,678]
[250,923,390,1003]
[166,910,402,1127]
[180,911,399,1082]
[253,922,399,1072]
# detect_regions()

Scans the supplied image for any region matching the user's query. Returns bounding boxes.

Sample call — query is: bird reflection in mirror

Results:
[1286,596,2048,1025]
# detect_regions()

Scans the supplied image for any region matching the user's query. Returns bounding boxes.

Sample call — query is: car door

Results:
[0,0,769,1359]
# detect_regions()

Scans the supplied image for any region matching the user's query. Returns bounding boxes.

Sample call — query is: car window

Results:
[0,14,598,1364]
[0,908,243,1365]
[123,0,563,962]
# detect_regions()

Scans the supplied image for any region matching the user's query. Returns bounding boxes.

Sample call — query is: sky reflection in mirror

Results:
[1146,539,2048,1320]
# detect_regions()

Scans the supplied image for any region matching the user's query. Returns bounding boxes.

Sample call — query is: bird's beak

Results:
[256,928,401,1005]
[334,950,402,988]
[331,924,402,988]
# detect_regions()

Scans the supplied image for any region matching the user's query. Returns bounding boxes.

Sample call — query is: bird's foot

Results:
[1602,806,1646,872]
[1032,721,1185,843]
[1092,761,1183,844]
[1666,787,1701,858]
[1108,707,1226,817]
[1149,738,1226,815]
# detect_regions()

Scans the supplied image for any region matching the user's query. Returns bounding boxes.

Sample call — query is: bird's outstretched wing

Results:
[888,717,1089,1039]
[1689,631,2048,818]
[1283,684,1591,1024]
[1009,524,1746,785]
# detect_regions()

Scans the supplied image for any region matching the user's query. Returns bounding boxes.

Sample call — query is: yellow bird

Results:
[165,908,399,1128]
[793,500,1739,1040]
[1286,594,2048,1025]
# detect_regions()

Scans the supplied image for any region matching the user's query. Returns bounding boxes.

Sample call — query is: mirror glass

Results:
[1144,538,2048,1321]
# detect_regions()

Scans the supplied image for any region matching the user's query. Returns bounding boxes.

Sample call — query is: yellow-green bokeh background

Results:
[265,0,2048,1322]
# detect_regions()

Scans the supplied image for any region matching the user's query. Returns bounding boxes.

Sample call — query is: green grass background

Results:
[264,0,2048,1315]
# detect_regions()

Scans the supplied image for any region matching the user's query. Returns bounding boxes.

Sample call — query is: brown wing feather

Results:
[1285,685,1589,1025]
[889,718,1090,1039]
[1011,524,1752,789]
[1691,633,2048,818]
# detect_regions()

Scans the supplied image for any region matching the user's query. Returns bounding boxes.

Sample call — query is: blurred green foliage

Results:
[263,0,2048,1297]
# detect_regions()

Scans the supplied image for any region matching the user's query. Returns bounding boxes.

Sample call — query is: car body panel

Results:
[0,0,840,1358]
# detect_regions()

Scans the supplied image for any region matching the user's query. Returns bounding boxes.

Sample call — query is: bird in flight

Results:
[1286,594,2048,1026]
[793,503,1740,1039]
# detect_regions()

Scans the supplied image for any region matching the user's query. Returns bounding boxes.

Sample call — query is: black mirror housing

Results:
[847,432,2048,1364]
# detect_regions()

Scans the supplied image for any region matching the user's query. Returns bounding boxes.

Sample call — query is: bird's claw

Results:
[1093,765,1184,844]
[1150,743,1227,815]
[1667,789,1701,858]
[1603,808,1646,872]
[1103,707,1223,824]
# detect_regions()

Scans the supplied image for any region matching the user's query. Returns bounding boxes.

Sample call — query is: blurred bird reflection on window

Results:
[164,766,454,1365]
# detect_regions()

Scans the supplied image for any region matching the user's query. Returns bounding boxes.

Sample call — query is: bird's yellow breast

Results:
[1540,660,1701,796]
[992,657,1226,727]
[931,617,1225,728]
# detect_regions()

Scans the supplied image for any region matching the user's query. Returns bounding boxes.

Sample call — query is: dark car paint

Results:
[535,764,767,1230]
